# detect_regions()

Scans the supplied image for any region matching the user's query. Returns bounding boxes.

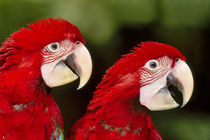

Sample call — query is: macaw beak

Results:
[65,46,93,89]
[41,44,92,89]
[168,60,194,107]
[140,60,194,111]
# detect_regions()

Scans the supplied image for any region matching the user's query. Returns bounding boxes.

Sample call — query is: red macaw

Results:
[69,42,194,140]
[0,18,92,140]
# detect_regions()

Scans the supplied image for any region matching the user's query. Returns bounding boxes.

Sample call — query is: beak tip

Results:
[181,103,186,108]
[77,86,82,90]
[74,45,92,90]
[77,79,89,90]
[181,98,190,108]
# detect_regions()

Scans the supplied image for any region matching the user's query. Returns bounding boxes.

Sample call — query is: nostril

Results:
[76,41,81,45]
[175,58,180,62]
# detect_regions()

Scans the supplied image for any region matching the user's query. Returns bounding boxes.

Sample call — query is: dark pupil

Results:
[149,61,157,68]
[51,44,58,50]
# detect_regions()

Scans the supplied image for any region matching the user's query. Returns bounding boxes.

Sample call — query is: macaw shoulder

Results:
[70,112,162,140]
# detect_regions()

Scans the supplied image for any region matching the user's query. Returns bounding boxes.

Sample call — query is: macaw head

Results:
[0,18,92,89]
[98,42,194,111]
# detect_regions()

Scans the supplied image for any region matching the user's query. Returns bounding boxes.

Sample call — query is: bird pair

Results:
[0,18,194,140]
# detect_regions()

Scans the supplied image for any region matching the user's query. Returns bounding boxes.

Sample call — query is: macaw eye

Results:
[145,60,159,70]
[149,61,157,68]
[47,42,60,52]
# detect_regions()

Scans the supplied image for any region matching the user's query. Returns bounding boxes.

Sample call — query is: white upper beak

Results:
[171,60,194,107]
[67,46,93,89]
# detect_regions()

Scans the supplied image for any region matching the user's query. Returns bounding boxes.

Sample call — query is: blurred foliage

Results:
[50,0,158,45]
[1,0,210,44]
[1,0,210,139]
[0,0,50,43]
[161,0,209,28]
[151,111,210,140]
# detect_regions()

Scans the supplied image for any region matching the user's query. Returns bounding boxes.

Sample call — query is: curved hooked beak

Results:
[41,44,92,89]
[65,46,93,89]
[168,60,194,107]
[140,60,194,111]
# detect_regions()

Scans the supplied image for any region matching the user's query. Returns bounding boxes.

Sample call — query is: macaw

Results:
[69,42,194,140]
[0,18,92,140]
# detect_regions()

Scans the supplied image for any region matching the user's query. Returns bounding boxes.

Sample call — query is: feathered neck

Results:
[0,59,63,139]
[0,66,47,110]
[0,43,49,113]
[87,70,146,113]
[0,43,45,104]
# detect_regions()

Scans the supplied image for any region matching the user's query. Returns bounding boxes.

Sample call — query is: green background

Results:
[1,0,210,139]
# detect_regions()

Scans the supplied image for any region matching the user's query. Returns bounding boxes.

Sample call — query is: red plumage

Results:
[0,18,85,140]
[69,42,185,140]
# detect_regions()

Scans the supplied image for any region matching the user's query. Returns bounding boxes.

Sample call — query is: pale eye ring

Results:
[145,60,159,70]
[47,42,60,52]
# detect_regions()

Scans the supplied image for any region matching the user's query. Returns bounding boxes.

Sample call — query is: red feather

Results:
[0,18,84,139]
[69,42,185,140]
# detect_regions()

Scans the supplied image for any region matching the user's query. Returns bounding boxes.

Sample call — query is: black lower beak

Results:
[64,54,81,77]
[167,73,183,106]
